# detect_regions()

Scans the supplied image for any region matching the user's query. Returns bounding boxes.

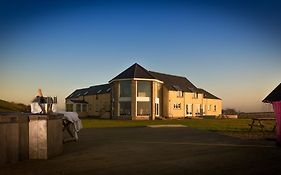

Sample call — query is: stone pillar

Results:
[131,80,137,119]
[111,81,120,117]
[151,81,156,120]
[29,114,63,159]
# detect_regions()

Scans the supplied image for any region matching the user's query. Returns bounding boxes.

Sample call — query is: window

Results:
[97,89,102,94]
[137,81,151,97]
[82,104,87,112]
[174,103,181,109]
[208,105,211,111]
[76,104,81,112]
[177,91,183,97]
[156,83,161,98]
[195,104,200,115]
[120,101,131,115]
[83,91,88,95]
[186,104,192,115]
[193,92,198,99]
[214,105,217,112]
[137,102,151,116]
[95,103,99,112]
[66,104,73,112]
[120,81,131,97]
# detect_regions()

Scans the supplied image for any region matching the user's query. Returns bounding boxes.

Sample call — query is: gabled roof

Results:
[110,63,156,82]
[65,88,88,99]
[149,71,197,92]
[70,100,88,104]
[197,88,221,100]
[66,84,111,99]
[263,83,281,103]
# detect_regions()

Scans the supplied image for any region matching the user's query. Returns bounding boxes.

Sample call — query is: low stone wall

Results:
[0,113,64,164]
[0,113,29,165]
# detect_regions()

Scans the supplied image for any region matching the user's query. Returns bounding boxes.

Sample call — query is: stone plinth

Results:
[29,114,63,159]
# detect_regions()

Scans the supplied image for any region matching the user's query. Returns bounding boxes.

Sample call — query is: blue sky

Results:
[0,0,281,112]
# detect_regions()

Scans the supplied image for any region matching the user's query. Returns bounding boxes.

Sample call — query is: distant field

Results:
[81,118,276,132]
[0,99,30,112]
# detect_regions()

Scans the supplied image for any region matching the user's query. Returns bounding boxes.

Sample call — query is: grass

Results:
[81,118,276,132]
[0,99,30,112]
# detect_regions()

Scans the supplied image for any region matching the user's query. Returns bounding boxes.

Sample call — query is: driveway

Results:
[1,127,281,175]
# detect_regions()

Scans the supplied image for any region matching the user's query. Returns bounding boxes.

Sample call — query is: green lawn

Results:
[81,118,276,132]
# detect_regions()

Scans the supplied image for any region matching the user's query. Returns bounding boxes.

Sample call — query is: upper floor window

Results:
[120,80,131,97]
[193,92,198,99]
[177,91,183,97]
[156,83,162,98]
[137,81,151,97]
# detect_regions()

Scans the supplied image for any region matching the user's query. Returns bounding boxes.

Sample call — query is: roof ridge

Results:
[149,71,187,79]
[133,63,137,78]
[89,83,109,88]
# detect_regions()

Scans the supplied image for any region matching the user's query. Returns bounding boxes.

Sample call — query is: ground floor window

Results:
[120,101,131,115]
[76,104,81,112]
[137,102,151,116]
[66,104,73,112]
[82,104,87,112]
[186,104,192,115]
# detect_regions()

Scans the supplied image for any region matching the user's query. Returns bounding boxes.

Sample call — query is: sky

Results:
[0,0,281,112]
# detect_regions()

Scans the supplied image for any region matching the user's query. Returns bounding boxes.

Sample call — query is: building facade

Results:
[66,63,222,119]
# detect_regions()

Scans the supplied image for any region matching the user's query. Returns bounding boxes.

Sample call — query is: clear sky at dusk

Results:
[0,0,281,112]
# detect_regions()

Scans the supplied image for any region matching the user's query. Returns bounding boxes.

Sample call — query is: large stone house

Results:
[66,63,222,119]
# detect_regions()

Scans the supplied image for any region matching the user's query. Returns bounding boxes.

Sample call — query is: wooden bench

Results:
[248,118,276,133]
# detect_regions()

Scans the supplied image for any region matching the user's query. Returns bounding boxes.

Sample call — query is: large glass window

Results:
[137,81,151,97]
[156,83,161,98]
[137,102,151,116]
[120,81,131,97]
[120,101,131,115]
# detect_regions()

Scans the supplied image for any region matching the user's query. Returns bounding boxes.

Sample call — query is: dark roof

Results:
[149,71,197,92]
[70,100,88,104]
[65,88,88,99]
[263,83,281,103]
[110,63,156,81]
[66,84,111,99]
[87,84,111,96]
[197,88,221,100]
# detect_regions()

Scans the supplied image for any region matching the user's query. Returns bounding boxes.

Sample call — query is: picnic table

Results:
[248,118,276,133]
